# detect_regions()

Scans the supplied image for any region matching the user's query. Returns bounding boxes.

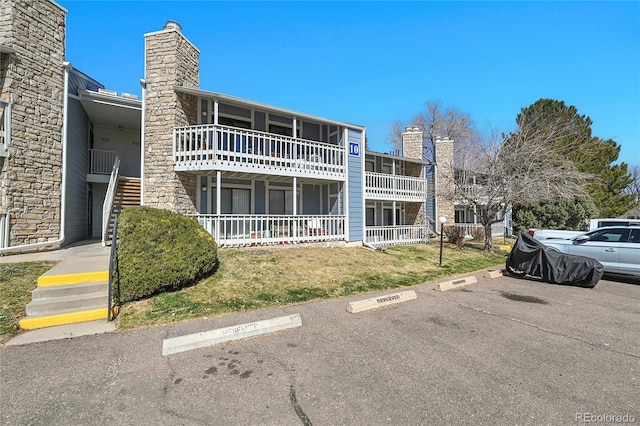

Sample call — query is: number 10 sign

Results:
[349,142,360,157]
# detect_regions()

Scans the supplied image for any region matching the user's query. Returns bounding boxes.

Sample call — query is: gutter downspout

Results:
[0,62,70,254]
[139,78,146,205]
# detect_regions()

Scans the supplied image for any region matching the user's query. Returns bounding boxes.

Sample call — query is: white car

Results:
[540,226,640,277]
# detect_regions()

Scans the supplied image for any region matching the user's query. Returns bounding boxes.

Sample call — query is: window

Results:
[269,124,292,137]
[219,116,251,129]
[269,189,297,215]
[587,228,630,243]
[213,188,251,214]
[0,100,10,156]
[366,207,375,226]
[455,208,475,224]
[596,220,639,228]
[383,208,393,226]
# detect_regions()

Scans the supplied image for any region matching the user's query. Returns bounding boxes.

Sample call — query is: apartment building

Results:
[1,1,469,254]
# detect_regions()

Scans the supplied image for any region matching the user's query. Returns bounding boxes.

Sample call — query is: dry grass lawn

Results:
[118,243,506,329]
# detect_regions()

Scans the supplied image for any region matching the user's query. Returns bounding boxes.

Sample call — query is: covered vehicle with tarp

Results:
[506,232,604,288]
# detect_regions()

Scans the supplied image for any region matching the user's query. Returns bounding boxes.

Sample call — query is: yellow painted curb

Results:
[19,308,109,330]
[37,271,109,287]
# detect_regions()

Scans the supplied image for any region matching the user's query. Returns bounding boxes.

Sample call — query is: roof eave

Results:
[173,86,365,131]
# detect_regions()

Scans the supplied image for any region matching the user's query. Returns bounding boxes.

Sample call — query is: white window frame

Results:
[211,182,253,214]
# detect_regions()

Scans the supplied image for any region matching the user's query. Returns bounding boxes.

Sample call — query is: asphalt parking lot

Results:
[1,271,638,425]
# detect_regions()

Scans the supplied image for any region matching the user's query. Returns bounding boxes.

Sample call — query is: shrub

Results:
[469,226,485,242]
[116,207,218,303]
[444,225,465,249]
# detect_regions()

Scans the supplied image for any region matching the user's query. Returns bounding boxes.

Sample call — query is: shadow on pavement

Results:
[603,273,640,285]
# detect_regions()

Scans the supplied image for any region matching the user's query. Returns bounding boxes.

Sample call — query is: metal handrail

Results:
[101,156,121,246]
[107,213,120,322]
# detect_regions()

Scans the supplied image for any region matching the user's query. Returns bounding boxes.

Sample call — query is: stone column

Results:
[435,136,455,225]
[402,126,425,226]
[0,0,66,247]
[143,21,199,213]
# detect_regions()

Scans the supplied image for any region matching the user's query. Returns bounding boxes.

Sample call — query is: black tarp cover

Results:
[506,232,604,288]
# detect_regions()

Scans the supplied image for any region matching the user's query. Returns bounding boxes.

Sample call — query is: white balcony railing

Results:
[365,172,427,201]
[453,222,507,238]
[192,214,345,247]
[455,184,494,201]
[174,125,345,179]
[365,225,429,247]
[90,149,118,175]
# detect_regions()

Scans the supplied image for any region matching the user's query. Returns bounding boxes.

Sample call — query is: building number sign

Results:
[349,142,360,157]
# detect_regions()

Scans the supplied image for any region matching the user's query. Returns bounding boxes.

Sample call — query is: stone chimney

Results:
[401,126,423,161]
[435,136,455,225]
[143,21,200,212]
[402,126,426,226]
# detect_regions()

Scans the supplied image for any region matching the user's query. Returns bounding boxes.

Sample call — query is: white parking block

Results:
[162,314,302,356]
[347,290,417,313]
[483,269,504,279]
[436,276,478,291]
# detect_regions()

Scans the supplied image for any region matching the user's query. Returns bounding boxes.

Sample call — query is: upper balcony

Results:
[365,171,428,202]
[174,124,345,181]
[455,184,492,205]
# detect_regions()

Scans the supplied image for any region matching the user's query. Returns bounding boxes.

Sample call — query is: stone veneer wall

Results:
[435,137,455,224]
[402,126,423,161]
[0,0,65,246]
[402,127,425,226]
[143,22,199,213]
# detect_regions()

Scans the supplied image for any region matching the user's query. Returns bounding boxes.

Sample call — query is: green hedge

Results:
[116,207,218,303]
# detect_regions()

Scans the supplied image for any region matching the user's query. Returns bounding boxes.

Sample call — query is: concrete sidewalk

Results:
[0,239,110,264]
[2,240,116,346]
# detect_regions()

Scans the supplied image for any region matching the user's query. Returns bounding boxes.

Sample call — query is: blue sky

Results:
[58,1,640,167]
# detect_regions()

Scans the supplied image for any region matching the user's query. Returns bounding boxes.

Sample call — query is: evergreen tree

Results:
[512,99,634,230]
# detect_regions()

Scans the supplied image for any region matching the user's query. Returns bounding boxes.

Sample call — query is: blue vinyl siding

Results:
[347,129,363,241]
[64,98,90,245]
[425,164,436,232]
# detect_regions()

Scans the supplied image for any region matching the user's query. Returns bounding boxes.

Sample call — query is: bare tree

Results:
[623,165,640,218]
[440,112,593,251]
[624,165,640,203]
[390,100,479,163]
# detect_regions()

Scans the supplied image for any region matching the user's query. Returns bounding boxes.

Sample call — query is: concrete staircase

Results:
[19,260,110,330]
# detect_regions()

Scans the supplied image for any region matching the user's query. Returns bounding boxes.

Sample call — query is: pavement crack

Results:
[289,384,312,426]
[441,295,640,360]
